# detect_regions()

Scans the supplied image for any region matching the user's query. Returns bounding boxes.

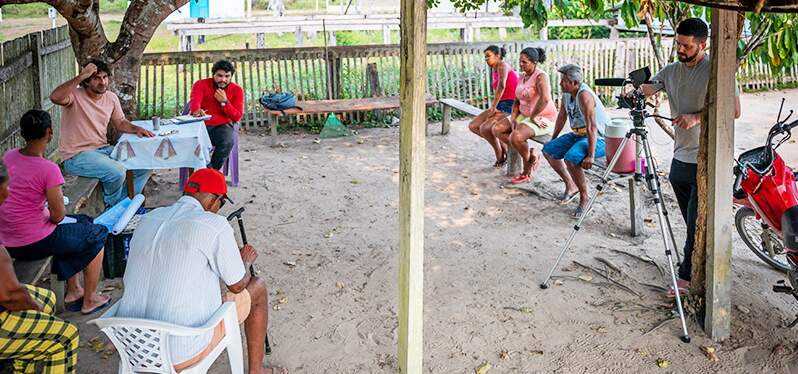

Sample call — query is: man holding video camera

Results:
[638,18,740,296]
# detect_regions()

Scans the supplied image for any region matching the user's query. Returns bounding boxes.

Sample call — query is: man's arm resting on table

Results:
[112,117,154,137]
[0,247,41,312]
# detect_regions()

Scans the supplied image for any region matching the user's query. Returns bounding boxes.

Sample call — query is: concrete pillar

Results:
[539,26,548,41]
[295,27,304,47]
[256,33,265,49]
[498,28,507,40]
[383,25,391,44]
[328,31,337,46]
[610,26,619,39]
[473,27,481,41]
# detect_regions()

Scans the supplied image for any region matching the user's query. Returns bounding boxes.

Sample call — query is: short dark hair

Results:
[212,60,235,75]
[484,45,507,59]
[520,47,546,63]
[676,18,709,42]
[80,60,111,87]
[20,109,52,141]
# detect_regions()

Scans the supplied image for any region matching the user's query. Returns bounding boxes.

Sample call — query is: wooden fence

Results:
[0,26,75,157]
[138,37,798,128]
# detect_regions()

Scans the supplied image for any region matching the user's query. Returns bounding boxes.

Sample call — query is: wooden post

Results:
[398,0,426,371]
[498,28,507,40]
[506,148,522,176]
[700,8,738,341]
[539,26,548,40]
[246,0,252,18]
[125,170,135,198]
[441,104,451,135]
[29,33,44,110]
[366,63,382,97]
[610,26,619,40]
[328,31,337,46]
[473,27,481,41]
[268,112,279,147]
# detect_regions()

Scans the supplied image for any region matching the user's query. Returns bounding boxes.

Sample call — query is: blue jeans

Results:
[63,146,151,206]
[542,132,606,165]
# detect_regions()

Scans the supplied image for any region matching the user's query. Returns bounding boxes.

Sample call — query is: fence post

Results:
[613,40,627,79]
[325,51,341,99]
[29,32,44,110]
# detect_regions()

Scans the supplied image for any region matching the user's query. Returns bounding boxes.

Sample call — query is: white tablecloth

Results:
[110,120,212,170]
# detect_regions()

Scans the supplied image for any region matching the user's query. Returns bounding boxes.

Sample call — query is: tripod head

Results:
[596,67,664,129]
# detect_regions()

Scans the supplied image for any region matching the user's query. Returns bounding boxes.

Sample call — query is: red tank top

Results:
[491,63,518,102]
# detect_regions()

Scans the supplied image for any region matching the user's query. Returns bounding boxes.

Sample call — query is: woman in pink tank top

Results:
[493,47,558,184]
[468,45,518,168]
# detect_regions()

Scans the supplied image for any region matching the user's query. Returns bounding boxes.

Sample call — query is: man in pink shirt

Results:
[52,61,154,206]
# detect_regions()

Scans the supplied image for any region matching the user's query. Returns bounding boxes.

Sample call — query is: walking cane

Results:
[227,207,273,355]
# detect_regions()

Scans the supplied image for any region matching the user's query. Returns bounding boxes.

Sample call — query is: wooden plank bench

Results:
[12,175,104,312]
[440,98,645,236]
[264,95,438,146]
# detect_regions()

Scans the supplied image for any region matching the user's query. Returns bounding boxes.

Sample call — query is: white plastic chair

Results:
[89,301,244,374]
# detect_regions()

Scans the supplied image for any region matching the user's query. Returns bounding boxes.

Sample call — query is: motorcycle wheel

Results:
[735,207,791,273]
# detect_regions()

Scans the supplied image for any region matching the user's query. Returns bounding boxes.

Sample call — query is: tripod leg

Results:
[641,135,691,343]
[638,147,683,264]
[540,134,634,289]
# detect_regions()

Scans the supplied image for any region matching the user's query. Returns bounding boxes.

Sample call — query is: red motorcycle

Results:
[733,99,798,314]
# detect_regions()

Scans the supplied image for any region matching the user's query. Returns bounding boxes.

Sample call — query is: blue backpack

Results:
[259,91,301,114]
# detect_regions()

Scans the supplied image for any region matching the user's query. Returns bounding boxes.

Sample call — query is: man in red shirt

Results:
[190,60,245,170]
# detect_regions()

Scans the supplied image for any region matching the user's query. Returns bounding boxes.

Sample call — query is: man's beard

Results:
[214,81,228,89]
[91,86,107,94]
[678,51,699,63]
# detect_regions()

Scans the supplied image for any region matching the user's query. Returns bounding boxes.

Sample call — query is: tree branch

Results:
[107,0,188,62]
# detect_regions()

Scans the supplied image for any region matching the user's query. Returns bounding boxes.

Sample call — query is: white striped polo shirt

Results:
[116,196,246,363]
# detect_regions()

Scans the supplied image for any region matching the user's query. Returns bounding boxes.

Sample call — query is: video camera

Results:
[595,66,652,110]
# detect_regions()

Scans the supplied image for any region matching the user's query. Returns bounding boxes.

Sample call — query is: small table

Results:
[111,119,213,197]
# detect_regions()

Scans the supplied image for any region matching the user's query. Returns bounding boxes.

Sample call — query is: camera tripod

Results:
[538,101,691,343]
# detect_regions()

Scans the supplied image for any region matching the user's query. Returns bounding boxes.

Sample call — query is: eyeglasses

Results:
[215,194,227,208]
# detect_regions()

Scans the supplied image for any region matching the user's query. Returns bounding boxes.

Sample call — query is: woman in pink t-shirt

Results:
[468,45,519,168]
[493,47,559,184]
[0,110,111,315]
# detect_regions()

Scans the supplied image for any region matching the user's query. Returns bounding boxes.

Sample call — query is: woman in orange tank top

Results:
[493,47,558,184]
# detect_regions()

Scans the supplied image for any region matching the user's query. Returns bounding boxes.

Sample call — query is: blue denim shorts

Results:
[496,99,514,114]
[542,132,606,165]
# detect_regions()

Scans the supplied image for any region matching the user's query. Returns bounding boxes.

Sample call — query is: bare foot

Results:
[81,293,111,314]
[65,289,84,304]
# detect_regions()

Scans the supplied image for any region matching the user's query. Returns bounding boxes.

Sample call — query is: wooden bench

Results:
[440,98,645,236]
[12,175,104,312]
[264,96,438,146]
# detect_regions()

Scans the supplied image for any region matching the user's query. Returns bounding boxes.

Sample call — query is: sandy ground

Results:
[58,88,798,373]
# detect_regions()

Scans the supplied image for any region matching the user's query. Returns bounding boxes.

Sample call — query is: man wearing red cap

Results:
[116,168,284,374]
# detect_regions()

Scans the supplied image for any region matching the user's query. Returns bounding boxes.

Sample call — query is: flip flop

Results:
[571,206,584,219]
[65,297,84,312]
[666,281,690,298]
[265,368,288,374]
[558,192,578,204]
[81,297,112,315]
[511,175,530,184]
[493,153,507,168]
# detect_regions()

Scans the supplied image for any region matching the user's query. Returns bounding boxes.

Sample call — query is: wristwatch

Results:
[220,101,227,107]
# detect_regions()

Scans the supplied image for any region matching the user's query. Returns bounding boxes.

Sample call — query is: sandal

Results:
[666,280,690,298]
[66,297,84,312]
[511,175,531,184]
[558,192,578,204]
[493,152,507,168]
[81,296,112,315]
[571,206,585,219]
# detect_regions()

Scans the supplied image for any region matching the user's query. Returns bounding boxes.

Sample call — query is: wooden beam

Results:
[398,0,427,371]
[703,8,738,341]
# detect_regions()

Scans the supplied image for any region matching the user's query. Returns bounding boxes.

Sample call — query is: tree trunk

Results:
[1,0,188,117]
